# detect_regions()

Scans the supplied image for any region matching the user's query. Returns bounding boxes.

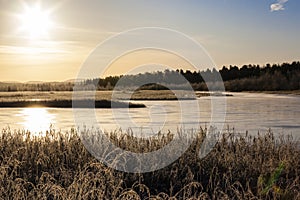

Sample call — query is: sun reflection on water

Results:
[18,107,55,135]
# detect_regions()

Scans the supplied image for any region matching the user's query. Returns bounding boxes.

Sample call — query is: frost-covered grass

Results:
[0,128,299,199]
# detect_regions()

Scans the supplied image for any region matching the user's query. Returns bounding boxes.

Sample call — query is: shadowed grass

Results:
[0,128,299,199]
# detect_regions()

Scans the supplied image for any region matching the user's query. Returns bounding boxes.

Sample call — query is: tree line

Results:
[221,62,300,91]
[1,61,299,92]
[83,61,300,91]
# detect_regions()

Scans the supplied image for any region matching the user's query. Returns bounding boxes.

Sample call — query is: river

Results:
[0,92,299,138]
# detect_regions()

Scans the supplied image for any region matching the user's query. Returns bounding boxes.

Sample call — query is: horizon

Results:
[1,0,300,82]
[0,60,298,83]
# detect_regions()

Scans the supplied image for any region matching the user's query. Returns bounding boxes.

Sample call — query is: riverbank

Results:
[1,90,299,108]
[0,90,234,102]
[0,90,197,102]
[247,90,300,95]
[0,99,145,108]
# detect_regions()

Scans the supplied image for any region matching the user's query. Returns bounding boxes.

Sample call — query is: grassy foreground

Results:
[0,128,299,199]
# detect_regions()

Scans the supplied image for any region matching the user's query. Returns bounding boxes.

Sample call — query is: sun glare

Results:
[18,108,55,135]
[18,4,53,39]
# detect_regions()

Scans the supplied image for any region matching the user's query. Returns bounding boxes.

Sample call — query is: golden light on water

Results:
[18,108,55,135]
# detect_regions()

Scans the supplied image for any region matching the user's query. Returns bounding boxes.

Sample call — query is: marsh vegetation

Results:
[0,128,299,199]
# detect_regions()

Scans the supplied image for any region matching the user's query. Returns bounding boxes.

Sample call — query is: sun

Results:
[18,4,53,39]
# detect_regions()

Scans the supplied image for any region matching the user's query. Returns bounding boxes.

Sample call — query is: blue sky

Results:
[0,0,299,81]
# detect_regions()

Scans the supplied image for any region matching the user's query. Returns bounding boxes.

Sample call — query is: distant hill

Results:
[63,79,85,83]
[25,81,44,84]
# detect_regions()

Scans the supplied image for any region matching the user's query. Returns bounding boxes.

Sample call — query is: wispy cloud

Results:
[0,40,91,55]
[270,0,288,12]
[0,44,69,55]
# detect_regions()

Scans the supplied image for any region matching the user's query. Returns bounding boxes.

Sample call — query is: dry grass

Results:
[0,127,299,199]
[0,90,200,103]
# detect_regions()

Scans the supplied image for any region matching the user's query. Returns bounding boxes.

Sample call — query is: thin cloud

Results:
[270,0,288,12]
[0,45,69,55]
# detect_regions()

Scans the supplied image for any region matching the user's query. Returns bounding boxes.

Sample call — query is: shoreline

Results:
[244,90,300,95]
[0,99,146,108]
[0,90,299,106]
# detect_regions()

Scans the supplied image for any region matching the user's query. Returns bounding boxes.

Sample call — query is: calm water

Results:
[0,92,299,138]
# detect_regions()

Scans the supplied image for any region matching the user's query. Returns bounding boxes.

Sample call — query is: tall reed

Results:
[0,127,299,199]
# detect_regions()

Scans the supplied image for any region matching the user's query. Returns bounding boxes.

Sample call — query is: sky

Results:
[0,0,300,81]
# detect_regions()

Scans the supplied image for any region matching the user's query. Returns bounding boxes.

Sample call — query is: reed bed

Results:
[0,127,299,199]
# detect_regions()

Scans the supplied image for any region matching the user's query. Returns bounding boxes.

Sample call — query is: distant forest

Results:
[1,61,299,92]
